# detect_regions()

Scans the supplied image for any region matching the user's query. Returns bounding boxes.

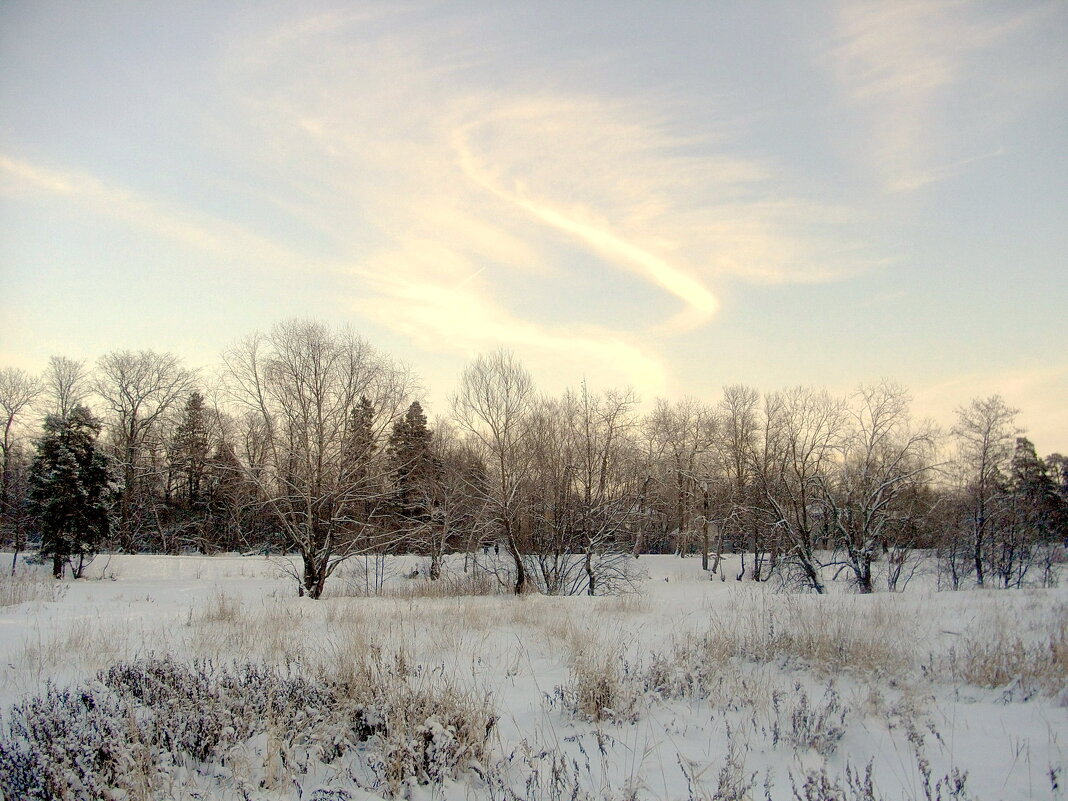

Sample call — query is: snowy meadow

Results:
[0,553,1064,801]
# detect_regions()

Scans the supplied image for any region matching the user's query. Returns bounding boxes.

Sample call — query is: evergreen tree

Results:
[171,391,211,512]
[28,406,116,578]
[335,396,378,560]
[1010,438,1059,537]
[989,437,1063,587]
[388,401,435,522]
[1045,453,1068,537]
[202,438,262,553]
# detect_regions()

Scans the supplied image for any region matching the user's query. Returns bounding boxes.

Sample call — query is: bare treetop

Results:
[44,356,90,419]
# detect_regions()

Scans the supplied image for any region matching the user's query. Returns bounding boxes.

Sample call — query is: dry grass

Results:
[946,613,1068,696]
[552,639,642,723]
[0,571,64,607]
[196,587,243,623]
[656,593,917,683]
[389,569,500,599]
[17,619,131,677]
[595,589,650,616]
[927,596,1068,697]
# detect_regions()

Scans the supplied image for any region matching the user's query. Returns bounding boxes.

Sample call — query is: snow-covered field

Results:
[0,553,1064,801]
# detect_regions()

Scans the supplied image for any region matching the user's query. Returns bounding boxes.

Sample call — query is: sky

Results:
[1,1,1066,451]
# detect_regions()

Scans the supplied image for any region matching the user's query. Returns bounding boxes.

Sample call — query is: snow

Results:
[0,552,1064,800]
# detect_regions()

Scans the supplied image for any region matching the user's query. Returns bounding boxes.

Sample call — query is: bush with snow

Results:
[0,656,497,800]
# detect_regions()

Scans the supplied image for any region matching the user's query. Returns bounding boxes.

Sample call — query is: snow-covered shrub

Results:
[361,673,498,794]
[0,655,498,801]
[704,742,758,801]
[643,633,727,699]
[0,681,157,801]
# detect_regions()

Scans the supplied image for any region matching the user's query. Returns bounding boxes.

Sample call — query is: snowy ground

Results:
[0,552,1064,800]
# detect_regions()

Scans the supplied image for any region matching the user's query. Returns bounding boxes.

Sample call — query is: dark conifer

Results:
[171,391,211,512]
[388,401,434,521]
[28,406,116,577]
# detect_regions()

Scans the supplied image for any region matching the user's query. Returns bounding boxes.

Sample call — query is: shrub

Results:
[550,647,641,724]
[0,655,498,800]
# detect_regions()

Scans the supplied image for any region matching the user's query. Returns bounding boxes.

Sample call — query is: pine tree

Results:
[388,401,434,521]
[171,391,211,512]
[331,397,378,577]
[989,437,1062,587]
[28,406,116,578]
[1011,439,1061,542]
[1045,453,1068,537]
[201,438,261,553]
[342,397,377,507]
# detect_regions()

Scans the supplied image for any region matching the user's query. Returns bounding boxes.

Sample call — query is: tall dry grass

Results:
[0,571,64,607]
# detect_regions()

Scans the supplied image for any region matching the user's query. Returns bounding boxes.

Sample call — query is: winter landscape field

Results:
[1,552,1064,801]
[4,3,1068,800]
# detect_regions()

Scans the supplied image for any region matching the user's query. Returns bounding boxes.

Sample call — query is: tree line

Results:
[1,319,1065,597]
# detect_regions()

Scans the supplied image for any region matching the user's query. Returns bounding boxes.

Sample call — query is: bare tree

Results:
[756,387,845,593]
[523,395,577,593]
[519,385,644,595]
[0,367,42,570]
[222,320,412,598]
[426,418,492,575]
[643,398,717,557]
[952,395,1019,587]
[816,381,938,593]
[451,349,535,594]
[44,356,90,419]
[94,350,197,550]
[718,385,764,580]
[567,384,643,595]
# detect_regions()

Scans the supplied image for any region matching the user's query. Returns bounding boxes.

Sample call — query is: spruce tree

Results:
[172,391,210,511]
[334,397,377,569]
[1010,438,1060,543]
[388,401,434,521]
[28,406,115,577]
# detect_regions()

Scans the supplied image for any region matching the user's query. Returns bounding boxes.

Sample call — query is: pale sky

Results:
[1,1,1066,451]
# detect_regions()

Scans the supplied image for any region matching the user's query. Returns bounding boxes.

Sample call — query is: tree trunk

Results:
[857,559,873,593]
[302,553,324,599]
[701,487,710,571]
[711,523,724,578]
[511,542,526,594]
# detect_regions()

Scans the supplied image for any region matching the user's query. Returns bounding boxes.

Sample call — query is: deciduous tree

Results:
[452,349,535,594]
[222,320,411,598]
[952,395,1019,587]
[94,350,196,550]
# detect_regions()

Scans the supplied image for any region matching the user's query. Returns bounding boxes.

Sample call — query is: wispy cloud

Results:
[1,7,877,398]
[825,1,1044,192]
[222,11,874,373]
[0,155,318,275]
